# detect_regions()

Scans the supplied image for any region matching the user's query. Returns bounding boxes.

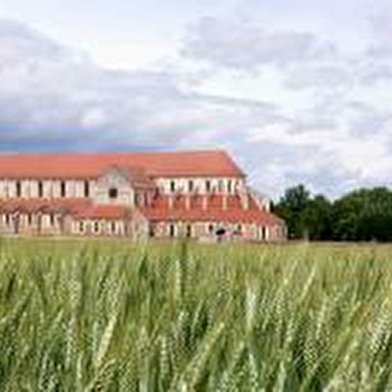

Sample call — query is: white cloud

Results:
[1,15,392,198]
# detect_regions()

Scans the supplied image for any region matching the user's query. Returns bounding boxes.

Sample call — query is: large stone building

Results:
[0,150,286,241]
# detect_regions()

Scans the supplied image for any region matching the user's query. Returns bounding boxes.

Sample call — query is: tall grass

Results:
[0,239,391,391]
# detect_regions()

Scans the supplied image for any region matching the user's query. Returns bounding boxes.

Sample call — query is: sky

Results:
[0,0,392,198]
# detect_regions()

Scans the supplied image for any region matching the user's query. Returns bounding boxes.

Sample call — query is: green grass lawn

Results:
[0,238,391,391]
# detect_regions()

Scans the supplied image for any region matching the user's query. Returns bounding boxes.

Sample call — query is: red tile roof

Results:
[0,194,283,226]
[140,194,284,226]
[0,150,244,179]
[72,204,131,220]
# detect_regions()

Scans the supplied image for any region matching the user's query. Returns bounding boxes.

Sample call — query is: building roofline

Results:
[0,149,246,179]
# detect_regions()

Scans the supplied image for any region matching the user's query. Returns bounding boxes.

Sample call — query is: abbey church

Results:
[0,150,286,241]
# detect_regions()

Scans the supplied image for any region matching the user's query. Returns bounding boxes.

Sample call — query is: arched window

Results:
[169,223,176,237]
[261,226,266,240]
[16,181,21,197]
[108,188,118,199]
[38,181,43,198]
[78,221,85,233]
[218,180,224,193]
[227,180,232,194]
[111,221,116,235]
[84,180,90,198]
[60,181,66,197]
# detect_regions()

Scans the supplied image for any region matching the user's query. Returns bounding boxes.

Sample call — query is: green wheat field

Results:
[0,238,392,391]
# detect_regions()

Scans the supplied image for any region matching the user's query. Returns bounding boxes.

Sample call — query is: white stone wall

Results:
[92,171,135,206]
[0,180,16,197]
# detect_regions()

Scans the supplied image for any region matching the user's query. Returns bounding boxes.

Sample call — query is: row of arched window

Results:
[168,179,238,194]
[10,180,90,198]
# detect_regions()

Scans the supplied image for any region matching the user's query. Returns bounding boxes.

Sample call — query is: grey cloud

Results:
[360,62,392,84]
[0,19,282,150]
[284,64,353,90]
[181,17,337,69]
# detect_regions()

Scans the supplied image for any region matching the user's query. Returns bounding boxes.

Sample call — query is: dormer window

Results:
[108,187,118,199]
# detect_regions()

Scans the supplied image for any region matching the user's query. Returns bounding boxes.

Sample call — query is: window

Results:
[110,221,116,234]
[137,193,145,207]
[16,181,21,197]
[50,214,55,226]
[78,221,85,233]
[27,214,32,225]
[60,181,66,198]
[5,214,10,225]
[218,180,224,193]
[84,181,90,198]
[188,180,194,193]
[108,188,118,199]
[170,181,176,193]
[208,223,214,234]
[186,224,192,238]
[94,221,100,234]
[206,180,211,193]
[169,224,176,237]
[261,226,266,240]
[38,181,43,198]
[227,180,232,194]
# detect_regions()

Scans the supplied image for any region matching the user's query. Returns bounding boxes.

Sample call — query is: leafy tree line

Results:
[273,184,392,242]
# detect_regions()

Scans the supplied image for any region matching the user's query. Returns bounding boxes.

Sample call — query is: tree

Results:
[302,195,333,240]
[274,184,312,239]
[332,187,392,242]
[275,184,392,242]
